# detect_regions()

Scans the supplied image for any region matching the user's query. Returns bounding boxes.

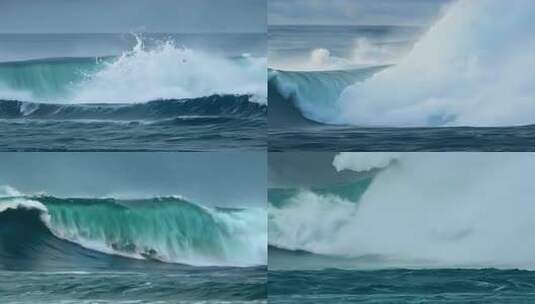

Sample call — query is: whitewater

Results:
[336,0,535,127]
[0,35,267,104]
[269,152,535,270]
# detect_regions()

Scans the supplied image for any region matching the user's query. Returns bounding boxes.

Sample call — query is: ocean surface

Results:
[0,33,266,151]
[269,268,535,304]
[0,194,267,303]
[268,22,535,151]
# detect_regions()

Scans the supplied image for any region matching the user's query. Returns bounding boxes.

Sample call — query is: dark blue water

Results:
[269,269,535,304]
[268,124,535,152]
[0,96,266,151]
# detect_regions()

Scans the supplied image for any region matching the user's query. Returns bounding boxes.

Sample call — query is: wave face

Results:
[269,153,535,270]
[268,67,385,126]
[0,36,266,104]
[0,194,267,268]
[335,0,535,127]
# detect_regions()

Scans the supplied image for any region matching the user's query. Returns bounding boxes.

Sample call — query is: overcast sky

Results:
[269,0,453,26]
[269,152,364,188]
[0,153,266,208]
[0,0,266,33]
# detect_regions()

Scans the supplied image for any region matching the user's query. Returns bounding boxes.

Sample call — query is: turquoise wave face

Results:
[0,58,109,100]
[269,66,386,125]
[0,196,267,267]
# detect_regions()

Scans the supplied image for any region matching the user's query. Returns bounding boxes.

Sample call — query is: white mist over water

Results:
[270,153,535,270]
[334,0,535,127]
[73,37,267,104]
[271,37,402,72]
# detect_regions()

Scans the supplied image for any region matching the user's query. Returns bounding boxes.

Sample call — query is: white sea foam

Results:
[72,37,267,104]
[335,0,535,126]
[270,153,535,269]
[0,35,267,104]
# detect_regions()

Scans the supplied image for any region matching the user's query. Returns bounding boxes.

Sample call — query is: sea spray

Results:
[336,0,535,126]
[269,153,535,269]
[0,35,266,104]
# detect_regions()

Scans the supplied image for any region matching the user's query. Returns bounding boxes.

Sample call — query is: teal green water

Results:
[0,58,109,99]
[268,177,373,208]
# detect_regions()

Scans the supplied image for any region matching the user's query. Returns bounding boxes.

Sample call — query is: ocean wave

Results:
[268,66,385,126]
[335,0,535,127]
[0,95,266,121]
[269,153,535,270]
[0,192,267,268]
[270,0,535,127]
[0,35,266,104]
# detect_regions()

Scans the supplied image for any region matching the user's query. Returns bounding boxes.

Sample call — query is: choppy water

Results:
[268,124,535,151]
[269,269,535,304]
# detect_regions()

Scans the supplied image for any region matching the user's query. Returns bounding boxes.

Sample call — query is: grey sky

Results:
[269,152,363,188]
[0,0,266,33]
[0,152,266,208]
[269,0,453,26]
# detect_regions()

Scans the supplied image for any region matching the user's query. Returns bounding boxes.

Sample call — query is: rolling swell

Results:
[268,66,386,127]
[0,95,266,121]
[0,195,267,269]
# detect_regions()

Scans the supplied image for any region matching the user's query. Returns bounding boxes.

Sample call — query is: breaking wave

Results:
[269,153,535,270]
[0,35,266,104]
[0,190,267,268]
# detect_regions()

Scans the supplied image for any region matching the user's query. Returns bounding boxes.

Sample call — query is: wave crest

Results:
[0,35,266,104]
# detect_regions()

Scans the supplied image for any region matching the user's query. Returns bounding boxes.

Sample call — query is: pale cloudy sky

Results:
[269,0,454,26]
[0,152,266,207]
[0,0,266,33]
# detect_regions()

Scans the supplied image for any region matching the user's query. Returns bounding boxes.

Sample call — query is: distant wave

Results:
[0,191,267,268]
[269,153,535,270]
[0,95,266,121]
[0,35,266,104]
